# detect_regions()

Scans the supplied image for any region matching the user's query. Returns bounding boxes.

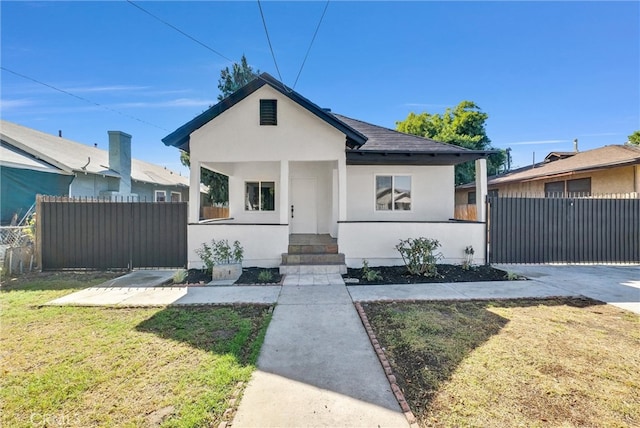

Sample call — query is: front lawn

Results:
[364,298,640,427]
[0,272,272,427]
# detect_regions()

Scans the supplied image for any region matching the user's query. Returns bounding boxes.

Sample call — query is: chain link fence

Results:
[1,226,35,274]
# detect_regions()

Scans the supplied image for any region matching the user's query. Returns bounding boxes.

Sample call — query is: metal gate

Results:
[37,196,187,270]
[488,195,640,264]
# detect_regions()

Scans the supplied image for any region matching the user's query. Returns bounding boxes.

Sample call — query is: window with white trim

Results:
[375,175,411,211]
[170,191,181,202]
[155,190,166,202]
[245,181,275,211]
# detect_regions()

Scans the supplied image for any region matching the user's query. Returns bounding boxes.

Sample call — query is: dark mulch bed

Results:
[343,264,511,285]
[183,268,282,285]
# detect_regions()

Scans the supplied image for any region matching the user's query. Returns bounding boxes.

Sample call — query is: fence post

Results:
[35,195,43,271]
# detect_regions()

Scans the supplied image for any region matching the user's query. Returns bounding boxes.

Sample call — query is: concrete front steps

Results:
[280,234,347,275]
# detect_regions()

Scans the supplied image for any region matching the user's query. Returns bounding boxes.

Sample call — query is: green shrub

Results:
[395,237,443,277]
[195,239,244,274]
[172,269,188,284]
[361,259,382,282]
[257,270,273,283]
[462,245,475,270]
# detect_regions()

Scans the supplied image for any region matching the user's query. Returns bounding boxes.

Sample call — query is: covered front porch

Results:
[187,159,348,268]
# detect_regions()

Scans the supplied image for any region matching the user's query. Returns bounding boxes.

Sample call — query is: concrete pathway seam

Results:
[354,302,420,428]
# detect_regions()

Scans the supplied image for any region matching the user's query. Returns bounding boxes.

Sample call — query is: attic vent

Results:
[260,99,277,126]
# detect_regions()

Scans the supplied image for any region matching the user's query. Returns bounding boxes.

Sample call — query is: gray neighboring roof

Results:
[1,120,189,187]
[0,142,66,174]
[457,144,640,189]
[162,72,367,152]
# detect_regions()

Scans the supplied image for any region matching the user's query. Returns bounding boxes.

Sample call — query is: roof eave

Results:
[346,150,495,166]
[162,73,367,152]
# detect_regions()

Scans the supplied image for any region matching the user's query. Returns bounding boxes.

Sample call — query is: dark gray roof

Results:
[336,114,494,165]
[335,114,470,153]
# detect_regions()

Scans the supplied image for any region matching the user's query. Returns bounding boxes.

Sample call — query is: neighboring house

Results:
[163,72,493,269]
[1,120,190,224]
[455,144,640,211]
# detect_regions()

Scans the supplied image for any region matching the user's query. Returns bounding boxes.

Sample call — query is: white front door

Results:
[290,178,317,234]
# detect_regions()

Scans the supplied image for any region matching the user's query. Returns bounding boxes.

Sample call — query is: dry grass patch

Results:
[364,298,640,428]
[0,272,272,427]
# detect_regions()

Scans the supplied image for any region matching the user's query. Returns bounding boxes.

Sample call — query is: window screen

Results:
[567,178,591,197]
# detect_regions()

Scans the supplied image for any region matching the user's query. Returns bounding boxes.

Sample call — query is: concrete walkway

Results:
[232,273,409,428]
[494,264,640,314]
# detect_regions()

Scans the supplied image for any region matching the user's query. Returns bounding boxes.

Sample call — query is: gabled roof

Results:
[162,73,494,166]
[162,72,367,152]
[1,120,189,187]
[336,114,494,165]
[457,144,640,189]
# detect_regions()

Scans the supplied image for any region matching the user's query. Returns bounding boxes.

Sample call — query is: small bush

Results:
[395,237,443,277]
[172,269,188,284]
[257,270,273,283]
[362,259,382,282]
[462,245,475,271]
[195,239,244,274]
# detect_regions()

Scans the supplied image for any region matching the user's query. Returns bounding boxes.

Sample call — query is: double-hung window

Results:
[375,175,411,211]
[245,181,275,211]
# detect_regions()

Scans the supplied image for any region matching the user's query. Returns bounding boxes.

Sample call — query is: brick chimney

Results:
[108,131,132,195]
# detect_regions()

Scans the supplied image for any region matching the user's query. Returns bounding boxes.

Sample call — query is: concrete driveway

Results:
[494,264,640,314]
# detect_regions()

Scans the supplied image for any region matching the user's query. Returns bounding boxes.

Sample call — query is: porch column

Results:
[338,157,347,221]
[475,158,488,222]
[279,160,289,225]
[189,159,201,223]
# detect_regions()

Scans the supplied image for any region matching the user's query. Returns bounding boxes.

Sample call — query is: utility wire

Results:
[257,0,285,85]
[1,66,169,131]
[126,0,265,87]
[126,0,235,64]
[293,0,330,89]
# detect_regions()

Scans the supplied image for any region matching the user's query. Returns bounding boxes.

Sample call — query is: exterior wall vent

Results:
[260,99,277,126]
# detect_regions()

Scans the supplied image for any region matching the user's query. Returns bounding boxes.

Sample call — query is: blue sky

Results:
[2,1,638,176]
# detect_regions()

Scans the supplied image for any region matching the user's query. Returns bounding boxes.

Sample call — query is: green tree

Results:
[179,151,228,205]
[181,55,259,205]
[217,54,259,101]
[628,130,640,146]
[396,101,506,184]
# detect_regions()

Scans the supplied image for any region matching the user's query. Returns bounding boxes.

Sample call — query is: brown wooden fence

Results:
[37,196,187,270]
[488,195,640,264]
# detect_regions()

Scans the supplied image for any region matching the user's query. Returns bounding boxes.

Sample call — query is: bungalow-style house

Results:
[163,73,493,270]
[1,120,191,224]
[455,144,640,215]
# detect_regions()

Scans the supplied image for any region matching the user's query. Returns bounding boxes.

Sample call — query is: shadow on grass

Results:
[363,297,606,413]
[135,305,272,366]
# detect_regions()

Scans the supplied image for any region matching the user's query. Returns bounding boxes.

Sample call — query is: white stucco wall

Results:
[188,223,288,268]
[346,165,455,221]
[338,221,486,267]
[227,161,281,223]
[190,85,346,164]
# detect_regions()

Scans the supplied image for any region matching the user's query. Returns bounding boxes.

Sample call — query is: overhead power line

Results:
[126,0,235,64]
[293,0,330,89]
[0,66,169,131]
[257,0,285,84]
